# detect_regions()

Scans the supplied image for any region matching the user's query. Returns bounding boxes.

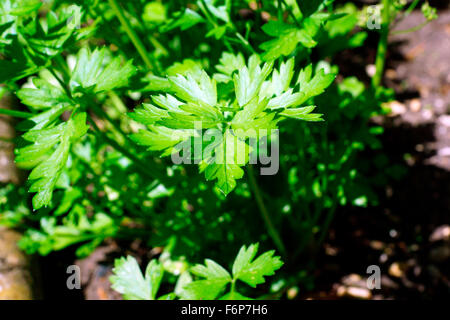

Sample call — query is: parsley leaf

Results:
[260,21,317,61]
[17,78,71,110]
[298,0,331,17]
[129,55,333,195]
[199,131,249,195]
[110,256,165,300]
[178,243,283,300]
[70,47,136,93]
[180,259,232,300]
[15,112,89,209]
[232,243,284,287]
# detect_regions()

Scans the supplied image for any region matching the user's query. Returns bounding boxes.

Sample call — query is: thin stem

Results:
[48,68,73,99]
[316,202,338,248]
[404,0,420,17]
[108,91,127,113]
[108,0,160,73]
[277,0,283,21]
[281,0,301,27]
[372,0,392,88]
[55,55,71,82]
[234,32,256,54]
[247,165,287,257]
[391,21,430,35]
[230,280,236,294]
[199,0,218,28]
[0,108,33,118]
[198,0,234,52]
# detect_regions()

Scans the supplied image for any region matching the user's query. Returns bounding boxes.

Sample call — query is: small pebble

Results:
[429,225,450,242]
[409,99,421,112]
[389,262,404,278]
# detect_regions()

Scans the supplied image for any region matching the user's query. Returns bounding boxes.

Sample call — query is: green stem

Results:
[108,91,127,113]
[0,108,33,118]
[234,32,256,54]
[281,0,301,27]
[48,68,73,100]
[316,201,338,248]
[199,0,218,28]
[391,21,430,35]
[404,0,420,17]
[277,0,283,21]
[55,55,71,82]
[372,0,392,88]
[230,280,236,294]
[247,165,287,257]
[108,0,160,73]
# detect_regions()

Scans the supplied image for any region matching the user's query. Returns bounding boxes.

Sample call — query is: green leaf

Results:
[206,25,228,40]
[200,131,248,195]
[180,258,231,300]
[296,67,336,104]
[128,103,169,126]
[111,256,149,300]
[234,56,273,106]
[20,104,71,131]
[130,126,193,157]
[200,0,229,23]
[70,47,136,93]
[232,243,284,288]
[162,8,204,32]
[130,56,328,195]
[18,6,83,57]
[180,278,230,300]
[280,106,324,122]
[0,38,43,83]
[19,208,115,256]
[15,112,89,209]
[323,3,359,37]
[267,89,303,110]
[158,293,176,300]
[53,187,82,215]
[260,58,295,97]
[214,52,246,83]
[220,292,252,300]
[110,257,164,300]
[145,260,165,300]
[266,65,333,115]
[7,0,41,16]
[298,0,330,17]
[231,97,277,135]
[17,78,71,110]
[167,59,204,79]
[260,22,317,61]
[191,259,232,281]
[141,74,171,92]
[168,71,217,107]
[142,2,166,23]
[232,243,259,276]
